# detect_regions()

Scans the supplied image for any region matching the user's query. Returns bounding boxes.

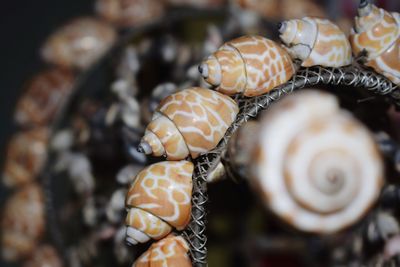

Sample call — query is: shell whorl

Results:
[125,161,193,244]
[251,90,384,233]
[280,17,352,67]
[200,35,295,97]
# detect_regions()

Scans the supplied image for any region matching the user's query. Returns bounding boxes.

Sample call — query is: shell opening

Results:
[200,56,221,86]
[198,63,208,78]
[137,141,152,155]
[358,0,371,15]
[277,21,287,34]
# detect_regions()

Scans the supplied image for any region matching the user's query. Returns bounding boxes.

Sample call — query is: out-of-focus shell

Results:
[251,90,384,233]
[15,68,74,127]
[2,184,45,261]
[199,35,295,96]
[41,17,116,70]
[166,0,224,8]
[95,0,165,28]
[139,87,238,159]
[23,245,63,267]
[3,128,49,188]
[125,161,193,244]
[279,17,352,67]
[133,234,191,267]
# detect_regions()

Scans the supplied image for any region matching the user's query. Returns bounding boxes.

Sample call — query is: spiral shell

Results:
[125,161,193,244]
[199,35,295,96]
[23,245,63,267]
[3,128,49,188]
[41,17,116,70]
[279,17,352,67]
[2,184,45,261]
[133,234,191,267]
[349,1,400,85]
[139,87,238,159]
[251,90,384,233]
[15,68,75,127]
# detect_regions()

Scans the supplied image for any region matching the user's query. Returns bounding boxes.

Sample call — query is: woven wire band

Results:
[183,65,399,266]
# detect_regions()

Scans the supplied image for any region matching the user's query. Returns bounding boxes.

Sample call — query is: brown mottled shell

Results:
[3,128,49,188]
[133,234,191,267]
[23,245,63,267]
[41,17,116,70]
[95,0,165,28]
[2,184,45,261]
[15,68,75,127]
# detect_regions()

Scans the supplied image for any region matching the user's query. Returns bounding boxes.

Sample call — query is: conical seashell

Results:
[133,234,191,267]
[2,184,45,261]
[125,161,193,244]
[23,245,63,267]
[199,35,295,96]
[279,17,352,67]
[139,87,238,160]
[349,1,400,85]
[250,90,384,233]
[2,128,49,188]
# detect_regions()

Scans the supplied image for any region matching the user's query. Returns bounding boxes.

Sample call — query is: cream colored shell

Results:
[139,87,238,159]
[125,161,193,244]
[350,2,400,85]
[199,35,295,96]
[251,90,384,233]
[279,17,352,67]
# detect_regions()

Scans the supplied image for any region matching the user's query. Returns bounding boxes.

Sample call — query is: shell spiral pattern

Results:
[279,17,352,67]
[350,1,400,85]
[139,87,238,159]
[125,161,193,244]
[199,35,295,96]
[251,90,384,233]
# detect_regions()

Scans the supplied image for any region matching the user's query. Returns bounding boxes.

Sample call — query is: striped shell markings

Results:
[251,90,384,234]
[133,234,191,267]
[125,161,193,245]
[349,1,400,85]
[279,17,352,67]
[199,35,295,97]
[138,87,238,159]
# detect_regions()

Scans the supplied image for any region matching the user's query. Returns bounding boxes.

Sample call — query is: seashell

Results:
[279,17,352,67]
[199,35,295,97]
[106,188,127,223]
[15,68,75,127]
[250,90,384,233]
[3,128,49,188]
[133,234,191,267]
[125,161,193,244]
[349,1,400,85]
[138,87,238,160]
[2,184,45,261]
[23,245,63,267]
[95,0,165,28]
[41,17,116,70]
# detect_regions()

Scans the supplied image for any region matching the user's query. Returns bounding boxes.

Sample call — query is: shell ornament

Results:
[125,161,193,244]
[279,17,352,67]
[349,0,400,85]
[199,35,295,96]
[138,87,238,160]
[251,90,384,233]
[133,234,191,267]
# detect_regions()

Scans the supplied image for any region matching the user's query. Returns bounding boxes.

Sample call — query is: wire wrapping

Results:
[184,65,399,266]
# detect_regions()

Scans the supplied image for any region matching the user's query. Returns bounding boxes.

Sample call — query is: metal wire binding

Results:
[184,65,399,267]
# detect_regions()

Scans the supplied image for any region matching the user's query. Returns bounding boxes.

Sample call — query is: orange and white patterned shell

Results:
[251,90,384,234]
[23,245,63,267]
[125,161,193,244]
[350,3,400,85]
[41,17,116,70]
[3,128,49,188]
[279,17,352,67]
[2,184,45,261]
[139,87,238,159]
[133,234,191,267]
[200,36,295,96]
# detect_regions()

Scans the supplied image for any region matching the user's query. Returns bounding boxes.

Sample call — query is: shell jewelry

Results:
[199,35,295,96]
[250,90,384,233]
[125,161,193,244]
[138,87,238,160]
[279,17,352,67]
[133,234,192,267]
[349,0,400,85]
